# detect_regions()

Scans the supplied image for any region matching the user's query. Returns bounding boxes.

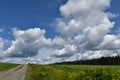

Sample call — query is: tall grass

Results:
[26,64,120,80]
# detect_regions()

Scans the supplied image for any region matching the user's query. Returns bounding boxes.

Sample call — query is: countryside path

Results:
[0,64,27,80]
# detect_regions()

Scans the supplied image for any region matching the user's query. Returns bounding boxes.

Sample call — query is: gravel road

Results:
[0,65,27,80]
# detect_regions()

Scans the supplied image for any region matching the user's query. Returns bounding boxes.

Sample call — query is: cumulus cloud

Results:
[2,28,65,58]
[5,28,46,57]
[56,0,113,37]
[60,0,110,17]
[0,0,120,64]
[53,0,120,61]
[52,44,77,58]
[96,35,120,50]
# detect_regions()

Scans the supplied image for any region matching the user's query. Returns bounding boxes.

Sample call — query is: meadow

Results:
[25,64,120,80]
[0,63,19,71]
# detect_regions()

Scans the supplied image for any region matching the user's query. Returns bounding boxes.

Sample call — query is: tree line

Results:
[54,55,120,65]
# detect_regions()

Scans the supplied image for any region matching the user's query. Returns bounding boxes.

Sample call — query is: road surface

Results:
[0,65,27,80]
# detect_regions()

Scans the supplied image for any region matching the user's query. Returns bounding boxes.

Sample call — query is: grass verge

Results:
[0,63,19,71]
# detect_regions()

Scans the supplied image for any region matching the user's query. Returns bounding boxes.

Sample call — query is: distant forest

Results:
[54,55,120,65]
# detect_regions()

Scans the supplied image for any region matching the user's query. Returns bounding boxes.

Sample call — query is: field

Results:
[0,63,19,71]
[25,64,120,80]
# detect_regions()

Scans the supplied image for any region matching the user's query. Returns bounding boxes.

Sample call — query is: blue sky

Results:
[0,0,67,39]
[107,0,120,34]
[0,0,120,64]
[0,0,120,39]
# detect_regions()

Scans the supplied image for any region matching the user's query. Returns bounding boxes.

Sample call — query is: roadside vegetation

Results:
[25,64,120,80]
[0,63,19,71]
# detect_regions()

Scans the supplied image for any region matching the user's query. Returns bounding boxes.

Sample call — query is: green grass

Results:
[25,64,120,80]
[0,63,19,71]
[52,65,120,74]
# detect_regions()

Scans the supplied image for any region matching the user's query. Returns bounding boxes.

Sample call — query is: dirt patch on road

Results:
[0,65,27,80]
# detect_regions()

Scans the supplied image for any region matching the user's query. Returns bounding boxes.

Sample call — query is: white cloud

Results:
[5,28,47,57]
[52,0,120,61]
[96,35,120,50]
[0,0,120,64]
[106,12,119,19]
[56,0,114,38]
[60,0,110,17]
[3,28,65,58]
[53,44,77,58]
[44,36,65,48]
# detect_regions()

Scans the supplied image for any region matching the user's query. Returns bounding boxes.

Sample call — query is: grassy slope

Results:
[26,64,120,80]
[0,63,19,71]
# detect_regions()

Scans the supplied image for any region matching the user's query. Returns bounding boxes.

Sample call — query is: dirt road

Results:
[0,65,27,80]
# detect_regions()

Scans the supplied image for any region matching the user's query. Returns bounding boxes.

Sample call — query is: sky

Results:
[0,0,120,64]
